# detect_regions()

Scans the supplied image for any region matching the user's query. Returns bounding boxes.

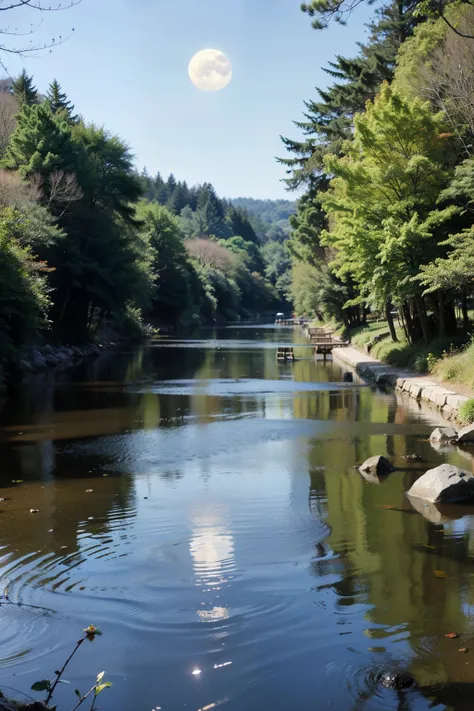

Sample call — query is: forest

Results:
[0,74,293,387]
[282,0,474,375]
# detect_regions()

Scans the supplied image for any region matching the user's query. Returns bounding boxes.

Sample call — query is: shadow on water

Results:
[1,323,474,709]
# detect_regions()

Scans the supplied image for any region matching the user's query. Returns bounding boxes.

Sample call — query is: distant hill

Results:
[230,197,296,242]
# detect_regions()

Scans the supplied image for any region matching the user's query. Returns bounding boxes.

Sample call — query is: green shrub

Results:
[459,399,474,424]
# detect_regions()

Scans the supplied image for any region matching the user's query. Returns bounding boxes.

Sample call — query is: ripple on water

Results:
[325,660,419,710]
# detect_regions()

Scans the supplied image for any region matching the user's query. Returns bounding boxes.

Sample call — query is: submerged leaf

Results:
[434,570,447,579]
[445,632,458,639]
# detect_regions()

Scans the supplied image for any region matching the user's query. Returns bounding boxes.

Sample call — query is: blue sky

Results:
[4,0,374,199]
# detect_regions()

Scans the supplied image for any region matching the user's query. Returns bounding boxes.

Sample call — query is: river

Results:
[1,323,474,711]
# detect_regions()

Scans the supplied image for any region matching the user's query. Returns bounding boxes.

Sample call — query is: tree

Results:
[300,0,474,39]
[0,92,18,158]
[12,70,38,106]
[137,201,201,325]
[321,83,457,341]
[47,79,77,122]
[0,206,52,382]
[185,238,236,271]
[280,0,418,189]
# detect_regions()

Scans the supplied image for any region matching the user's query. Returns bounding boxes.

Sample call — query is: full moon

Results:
[188,49,232,92]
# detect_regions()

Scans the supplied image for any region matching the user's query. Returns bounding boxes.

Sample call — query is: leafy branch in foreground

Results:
[29,625,111,711]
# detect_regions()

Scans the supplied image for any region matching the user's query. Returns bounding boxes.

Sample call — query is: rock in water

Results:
[359,455,394,477]
[457,423,474,444]
[343,372,353,382]
[407,464,474,503]
[378,670,415,690]
[430,427,457,443]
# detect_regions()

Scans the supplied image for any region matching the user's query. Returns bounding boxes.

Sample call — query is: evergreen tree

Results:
[47,79,77,122]
[279,0,418,189]
[12,70,38,107]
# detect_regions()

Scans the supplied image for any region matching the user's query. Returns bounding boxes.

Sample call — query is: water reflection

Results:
[2,324,474,709]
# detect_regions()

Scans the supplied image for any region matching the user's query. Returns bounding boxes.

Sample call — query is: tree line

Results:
[282,0,474,347]
[0,72,291,386]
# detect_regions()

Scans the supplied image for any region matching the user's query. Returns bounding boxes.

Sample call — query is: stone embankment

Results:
[332,346,468,422]
[18,343,107,376]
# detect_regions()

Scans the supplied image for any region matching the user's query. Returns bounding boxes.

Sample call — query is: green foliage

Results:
[458,398,474,424]
[0,207,50,383]
[47,79,78,122]
[12,69,38,106]
[321,83,456,316]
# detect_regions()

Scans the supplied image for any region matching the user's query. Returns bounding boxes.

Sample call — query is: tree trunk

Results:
[415,294,430,343]
[437,291,446,338]
[402,302,413,344]
[385,300,398,342]
[462,290,469,330]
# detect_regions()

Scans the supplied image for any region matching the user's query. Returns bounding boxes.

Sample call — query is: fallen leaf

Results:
[445,632,458,639]
[459,648,469,653]
[424,544,436,550]
[434,570,447,579]
[29,509,40,514]
[86,489,93,493]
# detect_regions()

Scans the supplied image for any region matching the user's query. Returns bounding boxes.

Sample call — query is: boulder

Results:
[359,455,394,477]
[457,423,474,444]
[343,372,353,383]
[45,355,60,366]
[31,355,47,370]
[407,463,474,503]
[429,427,457,443]
[20,360,34,373]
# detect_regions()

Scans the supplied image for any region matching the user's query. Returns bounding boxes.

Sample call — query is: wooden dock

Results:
[303,325,349,356]
[275,318,310,326]
[277,347,295,361]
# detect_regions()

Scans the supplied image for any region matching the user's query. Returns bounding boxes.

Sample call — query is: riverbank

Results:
[332,345,471,424]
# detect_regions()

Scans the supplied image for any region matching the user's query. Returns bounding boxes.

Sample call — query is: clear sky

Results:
[4,0,374,199]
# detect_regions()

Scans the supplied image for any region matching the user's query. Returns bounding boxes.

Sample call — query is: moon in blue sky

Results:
[188,49,232,92]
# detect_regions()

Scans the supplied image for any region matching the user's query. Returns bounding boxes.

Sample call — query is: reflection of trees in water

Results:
[305,392,474,708]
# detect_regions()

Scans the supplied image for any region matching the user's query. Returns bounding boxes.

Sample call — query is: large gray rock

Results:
[457,423,474,444]
[45,354,60,366]
[407,464,474,503]
[429,427,457,443]
[31,355,47,370]
[20,360,34,373]
[359,455,394,477]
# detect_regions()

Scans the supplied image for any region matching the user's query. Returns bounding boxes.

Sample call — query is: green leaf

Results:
[31,679,51,691]
[96,671,105,683]
[95,682,112,695]
[75,689,81,698]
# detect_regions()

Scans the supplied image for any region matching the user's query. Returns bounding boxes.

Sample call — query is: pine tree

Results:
[12,70,38,107]
[47,79,77,122]
[278,0,418,189]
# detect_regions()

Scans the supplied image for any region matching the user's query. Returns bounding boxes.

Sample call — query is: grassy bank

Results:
[321,318,472,376]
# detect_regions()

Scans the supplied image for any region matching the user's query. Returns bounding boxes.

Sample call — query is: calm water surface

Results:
[1,324,474,710]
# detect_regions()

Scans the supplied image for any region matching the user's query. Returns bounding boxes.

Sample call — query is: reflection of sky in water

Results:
[189,511,235,623]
